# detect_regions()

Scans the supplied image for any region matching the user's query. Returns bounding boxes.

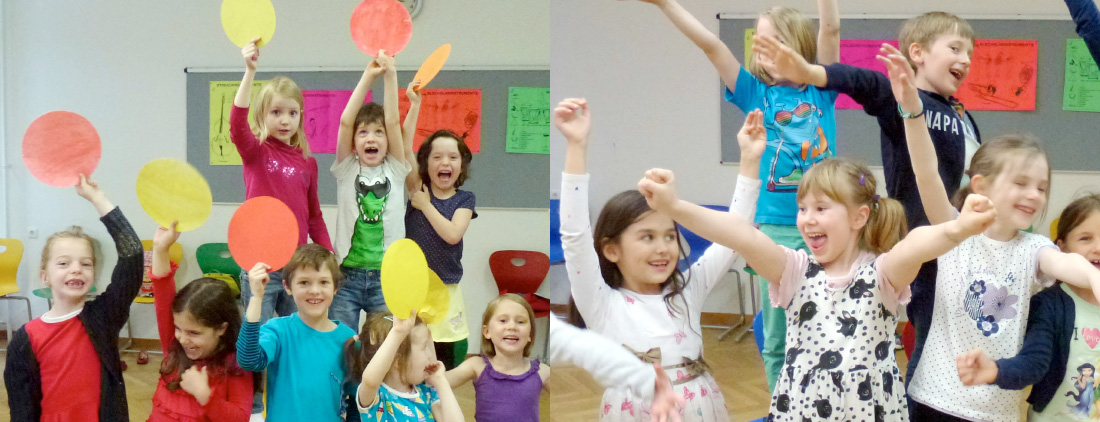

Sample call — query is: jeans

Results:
[329,266,388,332]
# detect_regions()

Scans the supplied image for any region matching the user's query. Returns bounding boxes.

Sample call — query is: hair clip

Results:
[872,194,881,210]
[859,174,866,185]
[383,315,394,322]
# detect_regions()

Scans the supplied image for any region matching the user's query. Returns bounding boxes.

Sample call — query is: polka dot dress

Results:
[770,256,907,421]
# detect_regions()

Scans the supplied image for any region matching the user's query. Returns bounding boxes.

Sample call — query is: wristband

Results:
[898,101,925,119]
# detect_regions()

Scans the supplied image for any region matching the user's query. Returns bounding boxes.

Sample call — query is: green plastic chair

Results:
[33,284,98,309]
[196,243,242,296]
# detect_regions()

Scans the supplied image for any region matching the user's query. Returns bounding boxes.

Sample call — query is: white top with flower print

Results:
[909,230,1056,422]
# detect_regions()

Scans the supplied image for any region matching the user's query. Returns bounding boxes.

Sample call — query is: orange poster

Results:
[954,39,1037,111]
[399,89,482,153]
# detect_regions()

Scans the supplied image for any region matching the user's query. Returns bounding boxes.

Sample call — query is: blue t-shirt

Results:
[237,313,357,422]
[725,67,839,226]
[405,190,477,284]
[358,382,440,422]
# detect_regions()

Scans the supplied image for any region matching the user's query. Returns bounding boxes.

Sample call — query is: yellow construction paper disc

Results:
[136,159,213,232]
[418,270,450,325]
[381,239,429,319]
[221,0,276,48]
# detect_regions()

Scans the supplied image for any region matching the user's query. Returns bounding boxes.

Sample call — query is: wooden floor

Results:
[0,328,900,422]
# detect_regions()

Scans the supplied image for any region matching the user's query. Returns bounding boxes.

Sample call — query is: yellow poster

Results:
[209,80,266,165]
[744,28,756,62]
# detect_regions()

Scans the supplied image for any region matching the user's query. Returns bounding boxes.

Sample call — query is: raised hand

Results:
[242,37,261,71]
[407,81,423,100]
[390,310,417,337]
[752,34,811,83]
[376,50,396,75]
[553,98,590,144]
[877,43,921,114]
[637,168,679,213]
[248,262,272,298]
[955,194,997,239]
[367,58,385,78]
[737,109,766,161]
[152,221,180,252]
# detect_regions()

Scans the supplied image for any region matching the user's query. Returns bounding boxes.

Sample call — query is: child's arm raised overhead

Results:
[879,44,956,225]
[233,37,261,109]
[236,262,275,371]
[229,38,263,160]
[752,35,829,88]
[427,361,464,422]
[408,183,474,245]
[358,314,415,409]
[77,174,145,333]
[632,0,741,90]
[556,98,590,176]
[379,51,406,167]
[1065,0,1100,67]
[404,82,423,188]
[151,223,181,355]
[336,58,383,164]
[816,0,841,65]
[881,194,997,291]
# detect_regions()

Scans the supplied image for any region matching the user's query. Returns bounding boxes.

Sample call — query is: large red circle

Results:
[228,196,299,271]
[349,0,413,57]
[22,111,101,187]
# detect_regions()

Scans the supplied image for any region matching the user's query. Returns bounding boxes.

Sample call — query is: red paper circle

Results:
[228,196,299,271]
[349,0,413,57]
[22,111,101,187]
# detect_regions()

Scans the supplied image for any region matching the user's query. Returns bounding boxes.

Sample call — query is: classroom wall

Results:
[547,0,1100,314]
[2,0,549,351]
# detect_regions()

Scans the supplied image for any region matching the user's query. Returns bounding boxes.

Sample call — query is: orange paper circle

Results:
[412,44,451,90]
[228,196,299,271]
[349,0,412,57]
[22,111,101,187]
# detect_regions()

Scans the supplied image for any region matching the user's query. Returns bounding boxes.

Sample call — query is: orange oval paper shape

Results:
[349,0,412,57]
[23,111,102,187]
[228,196,299,271]
[412,44,451,91]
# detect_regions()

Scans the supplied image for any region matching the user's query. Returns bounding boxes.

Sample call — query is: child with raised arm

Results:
[880,43,1100,421]
[330,50,416,332]
[631,0,839,391]
[4,175,144,422]
[640,158,996,421]
[558,97,761,421]
[754,12,981,388]
[236,245,356,421]
[148,222,255,421]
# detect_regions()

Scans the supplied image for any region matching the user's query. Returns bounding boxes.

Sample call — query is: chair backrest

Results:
[753,312,765,355]
[489,250,550,296]
[0,238,24,297]
[141,240,183,265]
[196,243,242,281]
[549,199,563,264]
[678,205,730,270]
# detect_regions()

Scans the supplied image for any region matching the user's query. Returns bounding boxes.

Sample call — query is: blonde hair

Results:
[480,294,537,358]
[252,76,311,158]
[797,159,908,254]
[953,133,1051,220]
[748,7,817,85]
[899,12,975,71]
[40,226,98,271]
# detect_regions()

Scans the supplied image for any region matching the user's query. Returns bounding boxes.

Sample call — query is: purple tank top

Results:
[473,356,542,422]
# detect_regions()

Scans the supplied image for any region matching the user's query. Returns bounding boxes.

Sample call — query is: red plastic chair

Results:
[488,250,551,318]
[902,321,916,360]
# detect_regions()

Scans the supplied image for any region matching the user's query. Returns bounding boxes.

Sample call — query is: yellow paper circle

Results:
[221,0,277,48]
[418,270,450,325]
[381,239,429,319]
[136,159,213,232]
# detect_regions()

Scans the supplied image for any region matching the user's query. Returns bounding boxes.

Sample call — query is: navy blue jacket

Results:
[992,285,1074,412]
[1066,0,1100,68]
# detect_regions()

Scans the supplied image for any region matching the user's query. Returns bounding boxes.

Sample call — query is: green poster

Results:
[209,80,266,165]
[1064,39,1100,112]
[506,87,550,154]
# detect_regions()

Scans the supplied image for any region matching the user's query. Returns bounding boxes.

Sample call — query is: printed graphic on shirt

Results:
[962,275,1021,337]
[345,173,389,269]
[762,98,832,193]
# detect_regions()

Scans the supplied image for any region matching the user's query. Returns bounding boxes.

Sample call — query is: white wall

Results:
[548,0,1100,314]
[3,0,549,351]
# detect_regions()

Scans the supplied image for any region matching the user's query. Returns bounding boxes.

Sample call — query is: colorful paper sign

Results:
[399,89,482,153]
[744,28,756,63]
[1064,38,1100,112]
[220,0,276,48]
[302,90,373,154]
[413,44,452,90]
[22,111,101,187]
[227,196,299,271]
[381,239,429,319]
[210,80,266,165]
[349,0,413,57]
[836,40,899,110]
[136,159,213,232]
[954,39,1037,111]
[506,87,550,154]
[419,270,450,324]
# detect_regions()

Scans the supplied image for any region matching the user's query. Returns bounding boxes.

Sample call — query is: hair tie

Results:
[872,194,881,210]
[859,174,866,185]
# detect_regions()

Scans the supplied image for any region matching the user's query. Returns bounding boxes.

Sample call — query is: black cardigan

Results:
[992,284,1075,412]
[4,207,144,422]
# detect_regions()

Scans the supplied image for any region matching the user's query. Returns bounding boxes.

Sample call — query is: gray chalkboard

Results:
[719,17,1097,171]
[186,69,549,208]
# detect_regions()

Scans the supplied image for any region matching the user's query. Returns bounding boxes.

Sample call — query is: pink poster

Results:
[837,39,899,110]
[302,90,372,154]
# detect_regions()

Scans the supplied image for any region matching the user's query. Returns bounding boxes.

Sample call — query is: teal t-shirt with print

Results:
[359,383,440,422]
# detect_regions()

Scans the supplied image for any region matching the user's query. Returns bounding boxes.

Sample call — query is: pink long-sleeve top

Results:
[230,105,332,250]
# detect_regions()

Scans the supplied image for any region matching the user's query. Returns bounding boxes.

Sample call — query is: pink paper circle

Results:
[22,111,101,187]
[349,0,413,57]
